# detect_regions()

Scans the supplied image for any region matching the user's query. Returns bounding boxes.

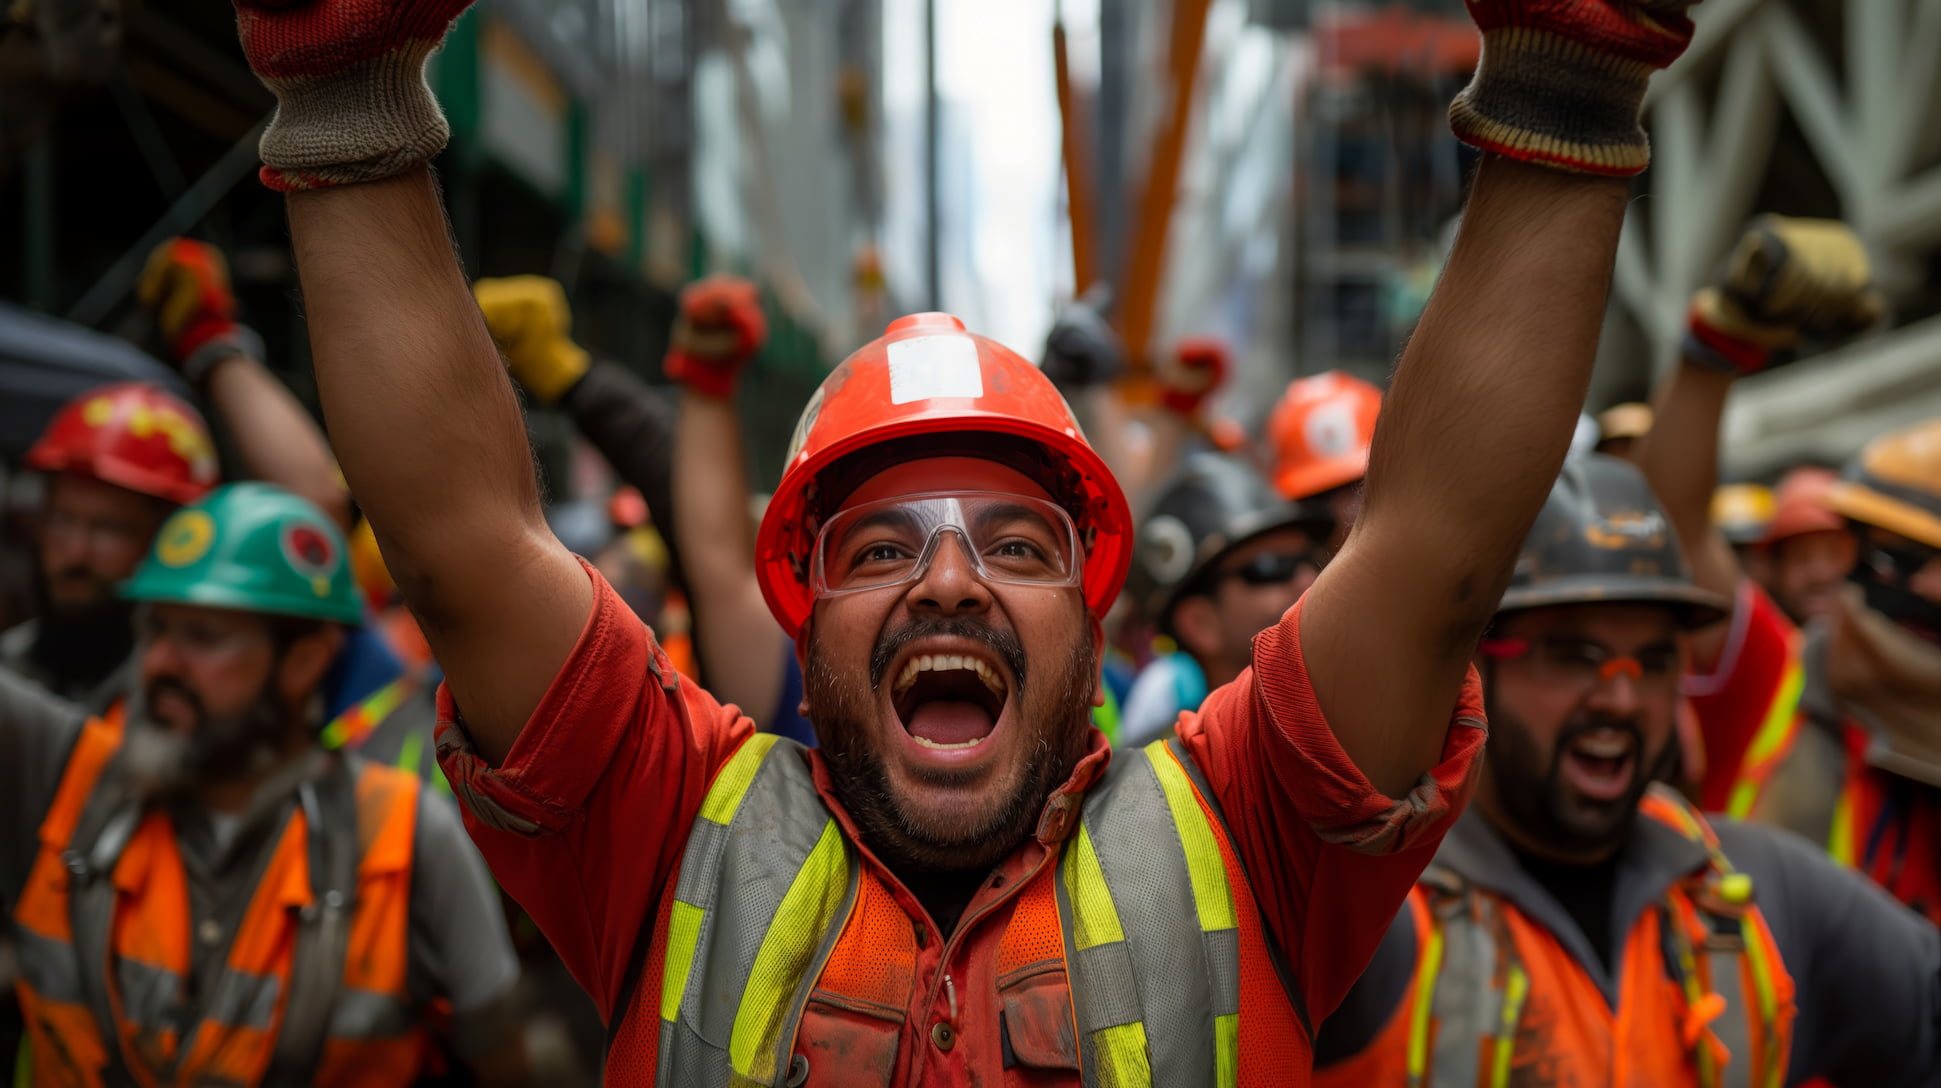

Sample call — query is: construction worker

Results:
[1312,455,1941,1087]
[2,238,349,712]
[233,0,1697,1080]
[0,482,526,1086]
[1119,452,1332,747]
[1760,465,1854,626]
[1633,218,1941,923]
[1267,371,1381,555]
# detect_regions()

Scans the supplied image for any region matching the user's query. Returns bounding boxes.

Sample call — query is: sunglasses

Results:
[1211,549,1324,588]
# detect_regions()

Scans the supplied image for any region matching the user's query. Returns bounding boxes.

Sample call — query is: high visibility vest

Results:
[1315,787,1795,1088]
[1824,723,1941,926]
[11,712,429,1087]
[1721,638,1808,820]
[605,734,1310,1086]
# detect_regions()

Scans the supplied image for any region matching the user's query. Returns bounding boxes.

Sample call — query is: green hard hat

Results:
[122,482,363,625]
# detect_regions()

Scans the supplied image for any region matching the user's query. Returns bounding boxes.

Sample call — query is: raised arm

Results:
[1638,216,1882,661]
[234,0,588,765]
[1299,1,1699,798]
[137,238,352,529]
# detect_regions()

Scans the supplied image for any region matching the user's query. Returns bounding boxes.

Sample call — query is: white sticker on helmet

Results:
[888,335,984,404]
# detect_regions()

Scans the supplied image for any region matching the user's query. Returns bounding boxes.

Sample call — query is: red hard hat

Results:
[25,382,218,505]
[1765,465,1845,544]
[755,312,1133,639]
[1267,371,1382,500]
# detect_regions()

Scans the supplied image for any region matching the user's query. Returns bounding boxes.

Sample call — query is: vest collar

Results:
[1434,804,1711,1003]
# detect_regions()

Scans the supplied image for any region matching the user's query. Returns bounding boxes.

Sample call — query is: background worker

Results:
[3,237,351,711]
[1637,217,1941,923]
[1760,465,1855,627]
[0,482,526,1087]
[1267,370,1381,555]
[1314,455,1941,1087]
[1119,451,1333,747]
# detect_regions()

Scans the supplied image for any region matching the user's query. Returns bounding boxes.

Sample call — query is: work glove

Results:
[662,276,766,400]
[136,238,263,383]
[1041,283,1125,391]
[232,0,477,191]
[1449,0,1700,176]
[1158,336,1230,417]
[473,276,591,404]
[1684,216,1884,375]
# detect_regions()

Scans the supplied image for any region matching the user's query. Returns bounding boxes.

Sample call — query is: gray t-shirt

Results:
[0,669,520,1059]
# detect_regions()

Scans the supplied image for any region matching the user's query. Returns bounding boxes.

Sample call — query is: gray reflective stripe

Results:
[1205,928,1240,1018]
[1069,941,1142,1029]
[197,967,280,1032]
[14,928,84,1005]
[1422,894,1504,1086]
[656,738,856,1088]
[1710,943,1751,1088]
[326,985,415,1040]
[115,958,182,1030]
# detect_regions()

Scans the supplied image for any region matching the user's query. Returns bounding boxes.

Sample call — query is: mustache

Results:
[144,676,205,722]
[867,616,1028,694]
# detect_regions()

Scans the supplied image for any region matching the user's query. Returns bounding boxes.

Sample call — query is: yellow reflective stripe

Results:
[728,819,848,1083]
[1214,1013,1236,1088]
[1742,923,1784,1088]
[320,676,413,750]
[1487,963,1528,1088]
[1726,658,1805,819]
[1669,910,1718,1088]
[1063,822,1126,950]
[1828,781,1857,866]
[701,733,780,825]
[1143,741,1237,931]
[660,900,705,1023]
[1093,1021,1153,1088]
[1406,920,1445,1085]
[397,728,424,775]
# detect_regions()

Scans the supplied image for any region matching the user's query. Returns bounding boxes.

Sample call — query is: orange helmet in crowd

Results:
[26,382,218,505]
[1267,371,1382,500]
[1765,465,1845,545]
[755,312,1133,639]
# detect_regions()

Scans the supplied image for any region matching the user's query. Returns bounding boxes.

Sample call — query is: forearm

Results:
[203,355,353,529]
[1640,359,1743,602]
[673,391,784,718]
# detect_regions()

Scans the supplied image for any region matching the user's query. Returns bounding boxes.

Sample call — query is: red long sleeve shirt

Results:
[435,564,1485,1082]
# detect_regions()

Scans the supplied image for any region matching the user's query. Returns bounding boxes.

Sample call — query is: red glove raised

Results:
[663,276,767,400]
[234,0,477,191]
[1160,336,1230,417]
[137,239,240,363]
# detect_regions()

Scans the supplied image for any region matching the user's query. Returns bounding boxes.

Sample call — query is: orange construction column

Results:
[1054,18,1098,294]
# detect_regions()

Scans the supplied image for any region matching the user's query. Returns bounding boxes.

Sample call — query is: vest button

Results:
[197,919,223,947]
[931,1021,956,1051]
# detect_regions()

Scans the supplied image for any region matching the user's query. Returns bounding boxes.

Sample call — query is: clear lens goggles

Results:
[811,491,1082,599]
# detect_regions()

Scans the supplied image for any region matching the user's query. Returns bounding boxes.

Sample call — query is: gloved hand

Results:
[137,238,250,367]
[1449,0,1699,176]
[1041,283,1125,391]
[663,276,766,400]
[233,0,477,191]
[1159,337,1230,417]
[1685,216,1884,375]
[473,276,590,404]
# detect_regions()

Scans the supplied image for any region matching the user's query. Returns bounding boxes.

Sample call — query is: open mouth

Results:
[891,652,1009,751]
[1559,728,1637,803]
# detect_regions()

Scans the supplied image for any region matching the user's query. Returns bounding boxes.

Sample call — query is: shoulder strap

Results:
[1407,877,1529,1088]
[62,749,144,1086]
[263,755,362,1086]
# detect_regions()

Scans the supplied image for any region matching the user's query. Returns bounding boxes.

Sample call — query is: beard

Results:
[1485,705,1677,859]
[123,677,298,800]
[805,614,1096,876]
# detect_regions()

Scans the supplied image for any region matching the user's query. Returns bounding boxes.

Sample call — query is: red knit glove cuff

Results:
[663,350,745,400]
[1683,306,1777,376]
[172,314,243,364]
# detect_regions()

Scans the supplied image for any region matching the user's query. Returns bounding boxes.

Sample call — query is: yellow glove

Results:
[473,275,591,403]
[1687,216,1884,374]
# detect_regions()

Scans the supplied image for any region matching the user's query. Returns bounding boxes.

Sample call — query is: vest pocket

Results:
[997,963,1079,1071]
[797,990,902,1088]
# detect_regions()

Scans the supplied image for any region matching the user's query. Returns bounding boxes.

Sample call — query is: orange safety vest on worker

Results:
[11,707,430,1087]
[1315,786,1795,1088]
[600,733,1309,1086]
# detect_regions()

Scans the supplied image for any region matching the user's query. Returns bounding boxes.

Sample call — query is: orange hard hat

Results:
[25,382,218,505]
[608,485,649,529]
[1828,420,1941,551]
[754,312,1133,639]
[1766,465,1845,545]
[1267,371,1382,500]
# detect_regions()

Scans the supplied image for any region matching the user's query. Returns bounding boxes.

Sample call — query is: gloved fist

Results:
[1159,337,1230,417]
[473,276,591,404]
[233,0,476,191]
[1449,0,1699,176]
[1041,283,1125,391]
[1685,216,1884,375]
[663,276,766,399]
[137,238,244,365]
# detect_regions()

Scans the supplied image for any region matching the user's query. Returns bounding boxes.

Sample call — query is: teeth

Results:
[893,653,1008,696]
[911,734,992,751]
[1572,732,1632,760]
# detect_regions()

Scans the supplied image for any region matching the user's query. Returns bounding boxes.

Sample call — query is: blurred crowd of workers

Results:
[3,0,1941,1085]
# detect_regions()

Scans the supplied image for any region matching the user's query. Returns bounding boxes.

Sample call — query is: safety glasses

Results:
[1478,635,1682,697]
[811,491,1082,600]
